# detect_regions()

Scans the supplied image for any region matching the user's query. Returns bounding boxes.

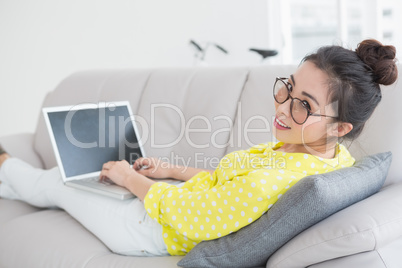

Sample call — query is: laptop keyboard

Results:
[81,177,115,186]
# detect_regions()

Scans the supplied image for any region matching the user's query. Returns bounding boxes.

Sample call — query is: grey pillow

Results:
[178,152,392,268]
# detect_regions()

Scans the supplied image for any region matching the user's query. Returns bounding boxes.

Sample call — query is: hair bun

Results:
[355,39,398,85]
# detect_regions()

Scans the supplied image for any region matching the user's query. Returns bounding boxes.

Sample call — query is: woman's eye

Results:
[286,82,293,92]
[302,100,311,110]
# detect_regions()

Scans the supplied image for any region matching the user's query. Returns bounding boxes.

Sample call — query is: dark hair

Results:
[303,39,398,140]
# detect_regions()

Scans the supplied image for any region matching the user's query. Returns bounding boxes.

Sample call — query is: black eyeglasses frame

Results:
[273,77,338,125]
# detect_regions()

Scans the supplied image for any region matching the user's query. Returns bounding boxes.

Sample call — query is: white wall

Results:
[0,0,269,137]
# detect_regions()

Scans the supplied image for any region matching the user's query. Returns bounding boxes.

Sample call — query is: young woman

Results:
[0,39,398,256]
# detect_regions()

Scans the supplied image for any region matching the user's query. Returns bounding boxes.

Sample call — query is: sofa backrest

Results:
[33,65,401,185]
[34,67,251,170]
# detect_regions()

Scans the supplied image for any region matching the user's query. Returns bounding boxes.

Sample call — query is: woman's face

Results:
[273,61,337,149]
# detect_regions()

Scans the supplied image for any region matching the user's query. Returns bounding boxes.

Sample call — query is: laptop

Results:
[43,101,144,200]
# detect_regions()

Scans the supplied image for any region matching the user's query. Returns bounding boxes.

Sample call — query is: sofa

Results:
[1,65,402,267]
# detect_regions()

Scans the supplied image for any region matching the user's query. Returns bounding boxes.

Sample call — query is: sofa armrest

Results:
[0,133,44,169]
[267,182,402,268]
[307,237,402,268]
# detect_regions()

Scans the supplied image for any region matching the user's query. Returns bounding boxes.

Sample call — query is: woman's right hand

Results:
[132,157,175,179]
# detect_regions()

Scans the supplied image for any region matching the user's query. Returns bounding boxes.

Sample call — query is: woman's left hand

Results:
[99,160,136,188]
[100,159,156,201]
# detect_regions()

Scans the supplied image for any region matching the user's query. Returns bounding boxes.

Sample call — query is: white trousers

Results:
[0,158,169,257]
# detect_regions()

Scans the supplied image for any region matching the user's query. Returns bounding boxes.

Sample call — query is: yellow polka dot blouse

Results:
[144,142,355,255]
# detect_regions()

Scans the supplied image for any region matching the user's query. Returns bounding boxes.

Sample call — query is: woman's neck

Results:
[275,142,338,159]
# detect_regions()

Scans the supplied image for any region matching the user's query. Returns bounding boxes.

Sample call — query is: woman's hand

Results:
[132,157,175,179]
[100,160,155,201]
[100,160,135,188]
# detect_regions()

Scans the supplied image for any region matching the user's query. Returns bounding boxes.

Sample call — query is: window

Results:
[267,0,401,64]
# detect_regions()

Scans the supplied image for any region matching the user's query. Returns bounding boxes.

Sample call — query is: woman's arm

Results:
[99,159,214,201]
[133,157,214,182]
[144,170,289,242]
[161,165,213,181]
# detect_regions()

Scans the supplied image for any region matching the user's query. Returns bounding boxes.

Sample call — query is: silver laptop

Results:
[43,101,144,200]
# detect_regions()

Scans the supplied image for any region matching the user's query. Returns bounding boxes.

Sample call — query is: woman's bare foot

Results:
[0,153,10,168]
[0,145,10,168]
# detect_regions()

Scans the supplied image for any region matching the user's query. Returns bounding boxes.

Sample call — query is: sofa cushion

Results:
[178,152,392,268]
[268,181,402,268]
[0,209,112,267]
[348,81,402,186]
[136,67,249,169]
[0,199,42,225]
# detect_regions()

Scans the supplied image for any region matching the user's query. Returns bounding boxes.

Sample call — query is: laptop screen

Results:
[46,103,143,178]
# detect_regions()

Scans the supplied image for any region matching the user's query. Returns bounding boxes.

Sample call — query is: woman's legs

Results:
[0,157,168,256]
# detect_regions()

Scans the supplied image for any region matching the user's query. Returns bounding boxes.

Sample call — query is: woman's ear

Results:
[328,122,353,138]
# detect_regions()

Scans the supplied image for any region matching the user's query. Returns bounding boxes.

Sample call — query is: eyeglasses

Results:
[273,77,338,125]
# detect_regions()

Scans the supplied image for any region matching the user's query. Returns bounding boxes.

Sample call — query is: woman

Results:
[0,39,398,256]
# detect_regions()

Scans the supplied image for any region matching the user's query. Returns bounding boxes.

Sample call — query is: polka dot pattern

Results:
[144,141,355,256]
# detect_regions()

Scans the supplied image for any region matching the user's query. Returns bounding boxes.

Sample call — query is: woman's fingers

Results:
[132,158,144,170]
[100,162,112,180]
[133,157,153,171]
[99,169,109,181]
[100,161,124,180]
[99,160,134,187]
[102,161,115,170]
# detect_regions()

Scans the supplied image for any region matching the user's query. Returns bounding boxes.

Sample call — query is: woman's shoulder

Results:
[222,142,278,160]
[247,141,280,154]
[294,143,355,174]
[334,143,356,168]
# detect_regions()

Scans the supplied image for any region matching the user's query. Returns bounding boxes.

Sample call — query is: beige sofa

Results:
[1,66,402,267]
